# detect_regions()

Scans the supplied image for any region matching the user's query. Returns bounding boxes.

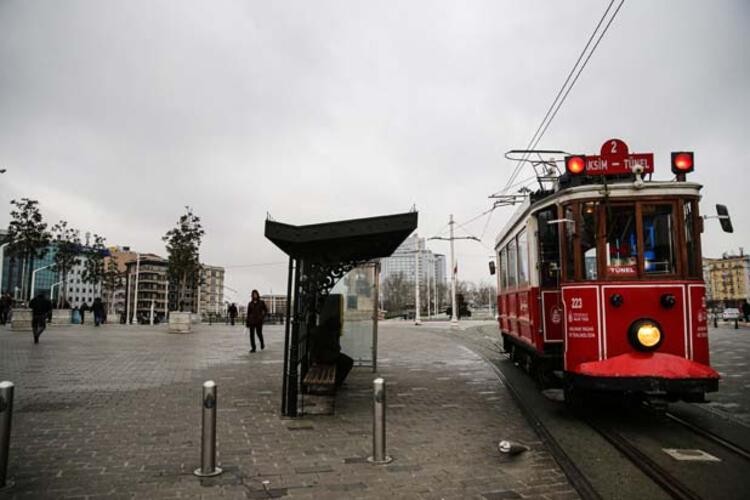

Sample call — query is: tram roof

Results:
[494,180,703,248]
[265,211,418,264]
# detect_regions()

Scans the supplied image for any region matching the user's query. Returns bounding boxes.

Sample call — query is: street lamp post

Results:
[30,264,53,299]
[50,280,63,305]
[415,237,421,326]
[131,254,140,325]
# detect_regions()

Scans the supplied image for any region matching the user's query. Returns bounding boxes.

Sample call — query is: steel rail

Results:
[465,346,602,500]
[664,412,750,462]
[585,418,702,500]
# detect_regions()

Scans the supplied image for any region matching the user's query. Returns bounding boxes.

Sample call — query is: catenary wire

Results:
[502,0,619,193]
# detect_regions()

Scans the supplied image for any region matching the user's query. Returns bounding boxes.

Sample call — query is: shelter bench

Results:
[303,363,337,395]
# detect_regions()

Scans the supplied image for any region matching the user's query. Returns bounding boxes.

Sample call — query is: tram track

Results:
[434,325,750,500]
[662,411,750,462]
[584,417,702,500]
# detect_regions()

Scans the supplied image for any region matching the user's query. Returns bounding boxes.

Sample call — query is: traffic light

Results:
[671,152,694,175]
[565,155,586,176]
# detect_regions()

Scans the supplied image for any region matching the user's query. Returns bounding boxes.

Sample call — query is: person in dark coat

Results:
[0,293,12,325]
[743,300,750,323]
[228,303,238,326]
[30,292,53,344]
[79,301,89,324]
[92,297,105,326]
[245,290,267,352]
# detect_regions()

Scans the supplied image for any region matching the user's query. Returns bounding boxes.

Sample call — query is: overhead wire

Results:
[531,0,626,148]
[500,0,620,194]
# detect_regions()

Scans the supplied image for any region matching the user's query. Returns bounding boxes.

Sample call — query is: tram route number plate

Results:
[585,139,654,176]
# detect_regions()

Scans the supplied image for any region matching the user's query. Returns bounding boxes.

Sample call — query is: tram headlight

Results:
[628,319,663,351]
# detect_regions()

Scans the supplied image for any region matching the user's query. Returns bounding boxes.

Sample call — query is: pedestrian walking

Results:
[228,303,238,326]
[80,301,89,324]
[92,297,105,326]
[30,292,53,344]
[743,299,750,323]
[245,290,267,353]
[0,292,12,325]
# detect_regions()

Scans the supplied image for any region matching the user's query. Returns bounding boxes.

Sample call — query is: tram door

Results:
[537,207,564,344]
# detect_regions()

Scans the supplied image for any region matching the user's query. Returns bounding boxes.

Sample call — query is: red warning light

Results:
[565,155,586,175]
[671,152,694,174]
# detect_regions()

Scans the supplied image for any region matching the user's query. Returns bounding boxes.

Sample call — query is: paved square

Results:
[0,322,576,499]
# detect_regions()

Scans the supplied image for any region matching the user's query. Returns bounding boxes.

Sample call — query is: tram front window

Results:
[606,204,637,277]
[643,204,676,274]
[580,202,598,280]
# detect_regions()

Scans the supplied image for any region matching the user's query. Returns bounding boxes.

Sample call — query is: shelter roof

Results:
[265,211,418,264]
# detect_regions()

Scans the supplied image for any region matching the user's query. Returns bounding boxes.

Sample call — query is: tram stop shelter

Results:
[265,211,418,417]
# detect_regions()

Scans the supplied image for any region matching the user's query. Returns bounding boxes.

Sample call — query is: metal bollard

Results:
[0,381,14,490]
[735,317,739,329]
[713,314,718,328]
[193,381,222,477]
[368,377,392,464]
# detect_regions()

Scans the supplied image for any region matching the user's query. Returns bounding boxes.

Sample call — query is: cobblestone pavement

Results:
[0,322,577,499]
[704,323,750,426]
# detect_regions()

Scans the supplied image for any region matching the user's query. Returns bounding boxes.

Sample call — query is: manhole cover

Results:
[662,448,721,462]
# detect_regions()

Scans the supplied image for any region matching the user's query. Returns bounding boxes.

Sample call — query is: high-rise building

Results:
[380,234,447,287]
[125,253,169,323]
[703,250,750,309]
[198,265,225,315]
[64,259,103,308]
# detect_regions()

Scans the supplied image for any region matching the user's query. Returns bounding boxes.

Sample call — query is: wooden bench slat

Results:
[304,364,337,386]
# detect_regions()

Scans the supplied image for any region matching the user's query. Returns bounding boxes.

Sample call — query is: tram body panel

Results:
[600,283,688,361]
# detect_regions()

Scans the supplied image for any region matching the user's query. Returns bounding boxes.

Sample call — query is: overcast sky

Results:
[1,0,748,300]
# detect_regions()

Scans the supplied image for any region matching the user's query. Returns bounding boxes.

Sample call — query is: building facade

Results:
[125,254,169,323]
[1,231,59,303]
[198,265,225,315]
[380,234,447,288]
[703,251,750,309]
[65,258,103,308]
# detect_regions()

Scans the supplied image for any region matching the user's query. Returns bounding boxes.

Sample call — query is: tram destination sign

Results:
[584,139,654,176]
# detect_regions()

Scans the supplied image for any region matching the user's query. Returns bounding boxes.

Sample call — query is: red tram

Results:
[494,139,732,404]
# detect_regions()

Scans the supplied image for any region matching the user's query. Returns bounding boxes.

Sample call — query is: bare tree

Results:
[381,272,410,317]
[163,207,205,312]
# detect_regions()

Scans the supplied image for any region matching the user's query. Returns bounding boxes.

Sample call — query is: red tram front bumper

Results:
[568,352,720,397]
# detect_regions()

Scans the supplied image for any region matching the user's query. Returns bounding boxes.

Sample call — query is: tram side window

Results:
[580,202,598,280]
[564,205,575,280]
[499,248,508,289]
[605,204,637,277]
[537,208,561,287]
[507,238,517,288]
[643,204,676,274]
[517,230,529,287]
[684,201,699,278]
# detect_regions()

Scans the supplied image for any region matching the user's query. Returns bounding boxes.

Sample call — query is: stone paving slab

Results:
[0,322,577,499]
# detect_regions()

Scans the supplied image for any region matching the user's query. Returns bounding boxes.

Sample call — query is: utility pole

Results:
[414,236,421,325]
[428,215,481,326]
[449,215,457,324]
